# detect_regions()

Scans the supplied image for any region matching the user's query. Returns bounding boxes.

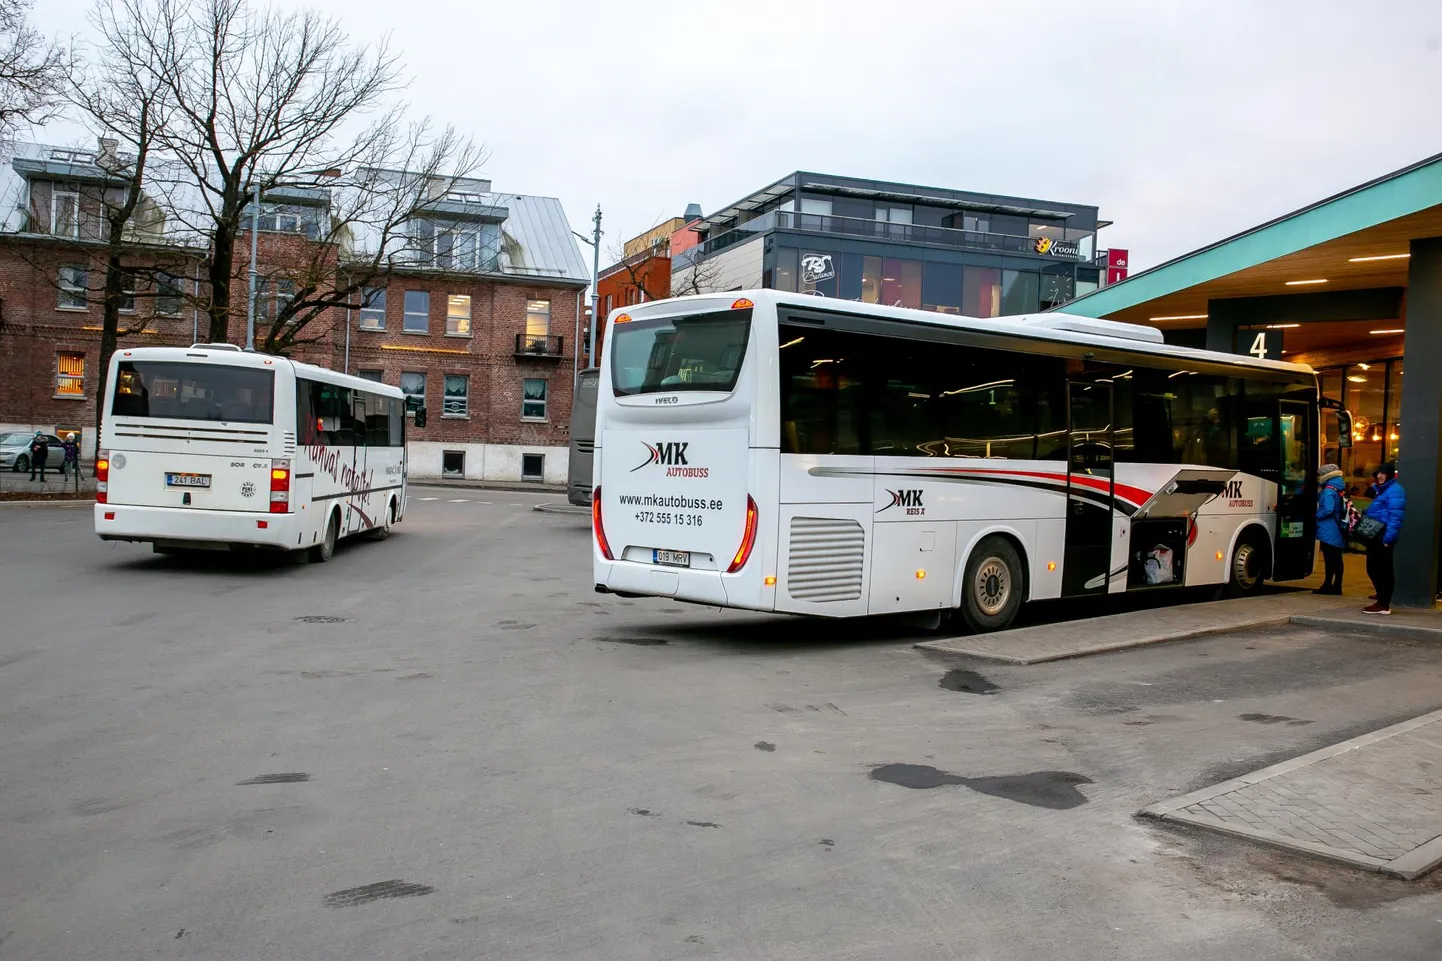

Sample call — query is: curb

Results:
[0,498,93,508]
[532,503,588,515]
[409,480,565,495]
[1289,613,1442,642]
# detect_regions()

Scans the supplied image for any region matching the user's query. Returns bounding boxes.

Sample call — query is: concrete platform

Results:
[917,592,1350,664]
[1292,606,1442,641]
[1142,709,1442,879]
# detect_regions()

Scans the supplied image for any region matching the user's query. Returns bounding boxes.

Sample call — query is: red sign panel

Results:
[1106,247,1130,285]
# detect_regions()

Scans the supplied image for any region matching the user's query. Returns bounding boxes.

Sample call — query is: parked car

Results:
[0,431,67,473]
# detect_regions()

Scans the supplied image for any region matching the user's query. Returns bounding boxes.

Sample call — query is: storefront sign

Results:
[800,253,835,284]
[1106,248,1130,285]
[1034,236,1081,259]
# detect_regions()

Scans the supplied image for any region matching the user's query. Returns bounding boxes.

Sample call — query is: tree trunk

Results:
[208,224,236,344]
[93,254,127,446]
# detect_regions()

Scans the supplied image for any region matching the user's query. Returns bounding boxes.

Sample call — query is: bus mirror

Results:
[1336,410,1352,449]
[414,406,428,428]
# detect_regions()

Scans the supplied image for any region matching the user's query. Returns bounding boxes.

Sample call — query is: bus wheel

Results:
[1224,533,1268,597]
[367,499,394,541]
[310,512,339,564]
[960,536,1024,634]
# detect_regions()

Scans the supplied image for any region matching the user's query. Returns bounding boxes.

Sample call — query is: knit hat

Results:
[1319,464,1342,483]
[1377,462,1398,481]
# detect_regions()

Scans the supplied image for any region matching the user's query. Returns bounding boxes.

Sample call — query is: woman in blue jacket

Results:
[1314,464,1346,595]
[1363,462,1406,615]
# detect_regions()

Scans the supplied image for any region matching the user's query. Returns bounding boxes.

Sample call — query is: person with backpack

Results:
[1313,463,1347,595]
[1361,462,1406,615]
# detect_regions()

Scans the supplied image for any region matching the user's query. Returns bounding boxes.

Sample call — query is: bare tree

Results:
[603,237,666,303]
[0,0,70,143]
[110,0,415,346]
[252,120,485,355]
[670,249,726,296]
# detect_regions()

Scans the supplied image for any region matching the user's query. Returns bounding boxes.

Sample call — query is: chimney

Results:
[98,137,119,165]
[683,202,703,223]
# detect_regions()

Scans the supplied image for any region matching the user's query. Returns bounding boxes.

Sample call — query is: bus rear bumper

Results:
[95,503,302,551]
[596,558,735,607]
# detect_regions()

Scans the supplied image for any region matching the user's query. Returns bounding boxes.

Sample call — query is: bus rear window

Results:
[610,309,751,396]
[111,361,275,424]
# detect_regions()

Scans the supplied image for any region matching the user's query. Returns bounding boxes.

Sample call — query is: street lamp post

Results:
[244,166,342,351]
[571,203,602,387]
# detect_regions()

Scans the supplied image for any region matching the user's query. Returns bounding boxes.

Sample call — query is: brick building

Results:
[593,203,703,360]
[0,142,590,483]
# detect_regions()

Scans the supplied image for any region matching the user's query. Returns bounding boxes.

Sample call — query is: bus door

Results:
[1273,398,1316,580]
[1063,380,1116,596]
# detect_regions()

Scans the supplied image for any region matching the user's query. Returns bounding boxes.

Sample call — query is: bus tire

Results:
[1224,531,1269,598]
[310,511,339,564]
[960,536,1024,634]
[367,498,394,541]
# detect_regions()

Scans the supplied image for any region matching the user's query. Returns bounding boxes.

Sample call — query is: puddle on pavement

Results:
[322,880,434,907]
[938,669,999,695]
[1238,712,1314,726]
[869,763,1092,809]
[236,773,311,785]
[598,636,669,646]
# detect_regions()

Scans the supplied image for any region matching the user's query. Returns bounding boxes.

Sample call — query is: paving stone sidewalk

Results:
[1144,708,1442,879]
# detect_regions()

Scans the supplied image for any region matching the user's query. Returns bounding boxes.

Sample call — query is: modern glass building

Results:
[671,172,1106,315]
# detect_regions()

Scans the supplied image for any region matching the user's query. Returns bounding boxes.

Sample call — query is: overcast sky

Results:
[30,0,1442,272]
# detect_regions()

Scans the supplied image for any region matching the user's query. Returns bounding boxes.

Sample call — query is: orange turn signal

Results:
[764,575,776,586]
[1047,561,1056,571]
[731,298,754,310]
[614,313,632,324]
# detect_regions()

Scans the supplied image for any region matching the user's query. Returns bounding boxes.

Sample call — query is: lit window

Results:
[55,352,85,397]
[443,373,469,416]
[58,265,86,309]
[52,190,80,237]
[403,290,429,333]
[400,371,426,413]
[526,299,550,338]
[521,378,547,420]
[359,287,386,330]
[447,294,471,336]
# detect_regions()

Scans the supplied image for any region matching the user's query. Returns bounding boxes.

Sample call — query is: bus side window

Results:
[352,392,369,447]
[390,398,404,447]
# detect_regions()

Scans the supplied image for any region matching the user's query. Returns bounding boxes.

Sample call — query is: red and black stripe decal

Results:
[811,466,1153,516]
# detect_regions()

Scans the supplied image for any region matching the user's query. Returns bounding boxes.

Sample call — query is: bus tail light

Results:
[95,450,109,504]
[270,458,291,514]
[727,496,759,573]
[592,486,614,560]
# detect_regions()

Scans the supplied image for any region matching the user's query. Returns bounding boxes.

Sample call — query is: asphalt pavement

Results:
[3,487,1442,960]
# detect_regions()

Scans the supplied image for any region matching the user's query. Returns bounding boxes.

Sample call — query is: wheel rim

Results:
[974,556,1011,616]
[1233,543,1259,590]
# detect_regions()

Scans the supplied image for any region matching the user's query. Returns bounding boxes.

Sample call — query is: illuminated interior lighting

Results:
[1149,314,1208,321]
[1265,323,1300,329]
[1348,253,1410,262]
[1356,363,1371,370]
[1285,278,1328,286]
[779,337,804,349]
[1370,329,1405,335]
[941,379,1014,397]
[1347,375,1368,383]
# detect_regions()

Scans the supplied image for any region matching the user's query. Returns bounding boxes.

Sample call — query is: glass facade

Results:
[1320,357,1404,494]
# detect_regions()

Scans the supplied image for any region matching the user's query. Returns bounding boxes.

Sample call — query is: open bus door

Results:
[1273,398,1317,581]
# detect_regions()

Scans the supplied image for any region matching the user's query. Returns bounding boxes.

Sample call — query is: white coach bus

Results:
[96,345,417,561]
[591,290,1323,633]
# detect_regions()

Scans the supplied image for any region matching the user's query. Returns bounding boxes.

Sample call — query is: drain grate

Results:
[294,615,349,624]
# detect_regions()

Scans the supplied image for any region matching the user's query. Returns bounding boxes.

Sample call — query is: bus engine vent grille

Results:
[787,517,865,602]
[283,431,296,455]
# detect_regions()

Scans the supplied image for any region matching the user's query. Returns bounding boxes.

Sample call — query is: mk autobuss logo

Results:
[1222,479,1254,509]
[878,489,925,515]
[631,441,709,478]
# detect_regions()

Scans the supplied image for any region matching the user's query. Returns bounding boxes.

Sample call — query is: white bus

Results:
[96,345,417,561]
[591,290,1321,633]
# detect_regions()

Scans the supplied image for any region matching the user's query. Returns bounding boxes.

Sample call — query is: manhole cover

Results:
[294,615,349,624]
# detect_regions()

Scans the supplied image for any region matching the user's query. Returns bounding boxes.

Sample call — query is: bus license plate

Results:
[654,549,690,568]
[166,472,211,488]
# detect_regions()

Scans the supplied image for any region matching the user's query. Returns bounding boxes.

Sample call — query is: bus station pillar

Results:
[1394,237,1442,609]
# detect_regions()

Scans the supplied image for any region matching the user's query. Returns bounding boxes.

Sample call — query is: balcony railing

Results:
[673,209,1093,269]
[515,333,563,359]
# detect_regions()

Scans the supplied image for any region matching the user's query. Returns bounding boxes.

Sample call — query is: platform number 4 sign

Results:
[1236,328,1283,361]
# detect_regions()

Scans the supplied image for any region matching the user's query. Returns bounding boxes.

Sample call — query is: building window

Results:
[604,293,612,313]
[526,299,550,338]
[275,279,296,323]
[357,369,383,382]
[400,371,426,413]
[118,271,136,313]
[52,189,80,237]
[55,352,85,397]
[442,450,465,477]
[359,287,386,330]
[447,294,471,336]
[443,373,469,416]
[156,272,183,315]
[521,378,547,420]
[58,265,86,309]
[403,290,429,333]
[521,452,544,481]
[256,202,323,240]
